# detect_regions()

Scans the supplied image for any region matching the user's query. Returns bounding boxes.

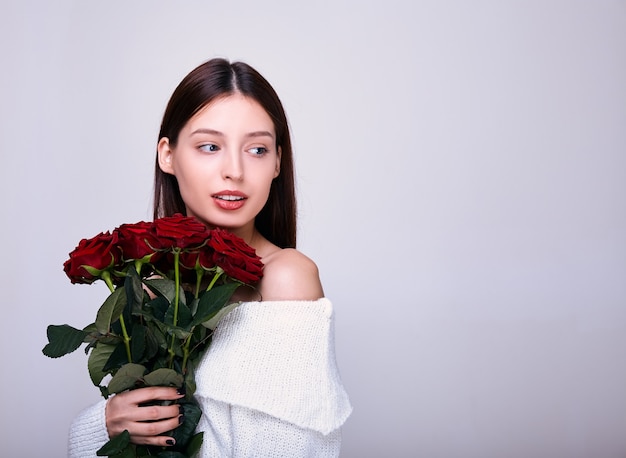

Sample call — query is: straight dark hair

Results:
[153,58,297,248]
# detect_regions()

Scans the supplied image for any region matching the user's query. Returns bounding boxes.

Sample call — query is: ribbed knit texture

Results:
[68,399,109,457]
[195,298,352,434]
[68,298,351,457]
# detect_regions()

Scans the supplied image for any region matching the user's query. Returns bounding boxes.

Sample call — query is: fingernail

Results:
[177,385,186,396]
[179,415,185,425]
[179,405,184,415]
[166,439,175,446]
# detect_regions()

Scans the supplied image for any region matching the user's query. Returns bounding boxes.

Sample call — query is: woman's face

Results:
[158,94,280,239]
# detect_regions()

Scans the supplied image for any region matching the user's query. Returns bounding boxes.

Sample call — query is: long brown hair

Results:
[153,58,297,248]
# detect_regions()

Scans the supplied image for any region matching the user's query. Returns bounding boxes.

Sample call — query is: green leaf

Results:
[83,322,120,347]
[202,302,240,331]
[191,323,208,345]
[183,364,197,398]
[125,267,144,312]
[157,452,188,458]
[186,432,204,457]
[99,384,110,399]
[42,324,87,358]
[83,322,98,334]
[169,326,192,340]
[144,326,161,361]
[135,445,151,457]
[143,368,183,387]
[188,296,199,316]
[144,278,186,306]
[96,430,131,456]
[171,401,202,448]
[118,446,138,458]
[95,287,127,335]
[88,344,116,386]
[130,324,146,363]
[102,342,131,373]
[107,363,146,394]
[148,322,169,351]
[165,301,192,328]
[146,296,170,322]
[191,283,239,327]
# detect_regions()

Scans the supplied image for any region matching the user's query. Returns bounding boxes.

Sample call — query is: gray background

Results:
[2,1,625,457]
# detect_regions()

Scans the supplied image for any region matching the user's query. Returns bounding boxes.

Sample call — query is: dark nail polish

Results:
[179,405,184,415]
[176,385,186,396]
[179,415,185,425]
[166,439,175,446]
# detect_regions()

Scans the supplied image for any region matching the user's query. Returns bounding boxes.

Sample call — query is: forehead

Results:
[186,94,275,134]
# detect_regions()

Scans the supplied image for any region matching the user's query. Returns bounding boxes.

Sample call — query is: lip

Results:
[212,190,248,210]
[212,190,248,198]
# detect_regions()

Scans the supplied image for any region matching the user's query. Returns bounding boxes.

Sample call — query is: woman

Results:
[68,58,352,457]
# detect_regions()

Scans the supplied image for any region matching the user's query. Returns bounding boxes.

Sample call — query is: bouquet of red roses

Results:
[43,214,263,457]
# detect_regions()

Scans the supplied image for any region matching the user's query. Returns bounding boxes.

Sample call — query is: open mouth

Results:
[215,195,245,201]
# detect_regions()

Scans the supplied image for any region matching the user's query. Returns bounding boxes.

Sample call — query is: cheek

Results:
[257,172,276,202]
[173,158,208,189]
[173,170,206,209]
[256,165,278,188]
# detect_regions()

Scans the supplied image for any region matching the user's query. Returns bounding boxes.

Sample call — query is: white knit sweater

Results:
[68,298,352,457]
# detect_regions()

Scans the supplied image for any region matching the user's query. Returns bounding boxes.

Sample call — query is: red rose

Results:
[176,249,210,284]
[63,231,122,284]
[198,247,216,270]
[152,214,210,250]
[208,228,264,284]
[178,250,200,270]
[115,221,161,262]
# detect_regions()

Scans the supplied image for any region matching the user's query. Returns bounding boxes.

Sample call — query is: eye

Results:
[248,146,268,156]
[199,143,219,153]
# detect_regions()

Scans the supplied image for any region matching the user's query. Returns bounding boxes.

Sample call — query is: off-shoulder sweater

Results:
[68,298,352,457]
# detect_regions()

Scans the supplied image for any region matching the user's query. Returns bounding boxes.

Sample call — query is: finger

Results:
[121,387,184,405]
[132,434,177,447]
[130,415,183,439]
[105,391,184,437]
[134,403,182,423]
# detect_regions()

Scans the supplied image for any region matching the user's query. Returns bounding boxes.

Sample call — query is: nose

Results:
[222,151,243,181]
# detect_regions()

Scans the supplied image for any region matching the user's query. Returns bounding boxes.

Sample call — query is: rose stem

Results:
[206,267,223,291]
[168,249,181,368]
[183,267,204,373]
[182,268,224,372]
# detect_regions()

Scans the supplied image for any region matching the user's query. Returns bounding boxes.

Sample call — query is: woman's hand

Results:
[105,387,185,447]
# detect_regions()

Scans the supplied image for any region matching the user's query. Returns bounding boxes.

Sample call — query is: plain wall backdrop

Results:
[1,1,625,457]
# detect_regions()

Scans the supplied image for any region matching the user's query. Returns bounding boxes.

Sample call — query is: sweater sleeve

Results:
[67,399,110,457]
[194,298,352,457]
[66,299,352,457]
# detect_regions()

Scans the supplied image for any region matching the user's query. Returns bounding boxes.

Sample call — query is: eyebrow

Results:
[190,128,274,139]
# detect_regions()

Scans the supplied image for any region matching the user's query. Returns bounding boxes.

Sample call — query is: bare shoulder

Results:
[258,248,324,301]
